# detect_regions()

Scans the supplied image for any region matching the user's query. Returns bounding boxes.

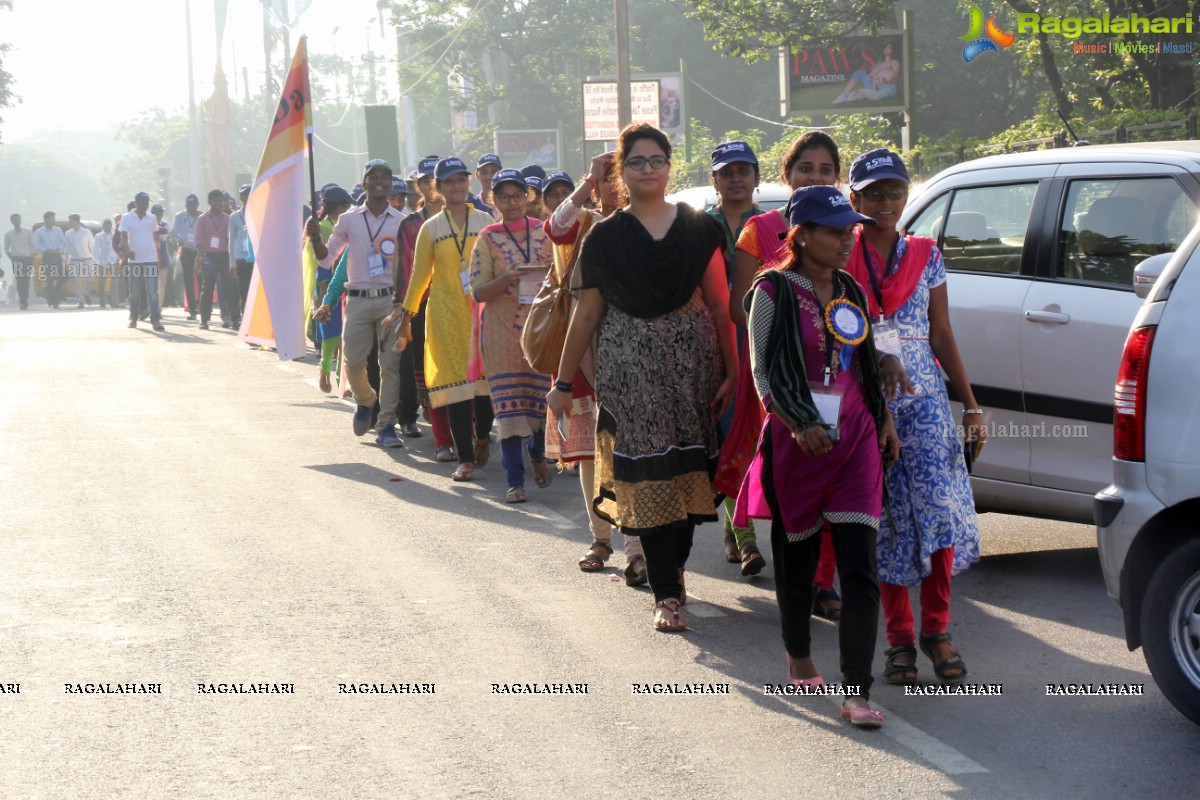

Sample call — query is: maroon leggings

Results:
[880,546,954,646]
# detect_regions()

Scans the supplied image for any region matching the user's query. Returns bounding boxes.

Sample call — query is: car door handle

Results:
[1023,309,1071,324]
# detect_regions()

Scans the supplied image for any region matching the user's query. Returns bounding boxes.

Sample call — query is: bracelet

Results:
[554,379,574,393]
[582,176,597,189]
[962,408,983,417]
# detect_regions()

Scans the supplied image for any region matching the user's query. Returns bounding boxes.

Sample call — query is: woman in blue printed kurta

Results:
[845,147,987,687]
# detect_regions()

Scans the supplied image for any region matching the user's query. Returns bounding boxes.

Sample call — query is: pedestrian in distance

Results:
[5,213,35,309]
[118,193,165,331]
[172,193,202,320]
[228,184,255,318]
[34,211,67,309]
[306,186,353,395]
[475,153,502,209]
[64,213,95,309]
[92,219,118,308]
[196,190,239,331]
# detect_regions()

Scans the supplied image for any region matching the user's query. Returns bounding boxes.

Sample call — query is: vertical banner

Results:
[239,36,310,361]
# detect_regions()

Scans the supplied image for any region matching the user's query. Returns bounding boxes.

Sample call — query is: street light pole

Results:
[185,0,201,196]
[614,0,631,130]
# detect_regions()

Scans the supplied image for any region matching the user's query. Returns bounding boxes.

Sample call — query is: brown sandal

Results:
[451,464,475,482]
[653,598,687,632]
[532,459,553,488]
[578,540,613,571]
[505,486,527,503]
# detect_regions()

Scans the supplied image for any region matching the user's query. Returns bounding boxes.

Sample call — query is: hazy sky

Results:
[2,0,393,142]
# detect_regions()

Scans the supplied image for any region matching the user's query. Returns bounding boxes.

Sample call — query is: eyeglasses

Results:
[494,191,526,204]
[862,186,908,201]
[623,155,670,171]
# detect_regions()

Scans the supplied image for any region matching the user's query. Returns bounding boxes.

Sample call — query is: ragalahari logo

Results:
[962,8,1017,62]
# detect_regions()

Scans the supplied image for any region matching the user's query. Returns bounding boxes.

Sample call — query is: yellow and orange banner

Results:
[238,36,311,361]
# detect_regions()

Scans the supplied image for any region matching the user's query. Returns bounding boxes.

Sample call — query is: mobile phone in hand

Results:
[963,439,975,473]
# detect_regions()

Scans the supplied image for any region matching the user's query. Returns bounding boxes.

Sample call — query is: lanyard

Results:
[448,211,471,265]
[860,235,899,321]
[501,218,532,263]
[363,210,389,248]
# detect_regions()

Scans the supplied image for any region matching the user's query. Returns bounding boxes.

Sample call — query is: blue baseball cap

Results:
[435,157,469,180]
[322,186,354,207]
[786,186,875,228]
[520,164,547,181]
[389,176,408,196]
[848,148,909,191]
[362,158,393,179]
[711,140,758,171]
[477,153,502,169]
[406,170,419,182]
[543,171,574,192]
[525,175,544,192]
[417,155,439,178]
[490,168,526,192]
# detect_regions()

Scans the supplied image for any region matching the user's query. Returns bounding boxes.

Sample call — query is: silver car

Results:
[1096,221,1200,724]
[899,143,1200,523]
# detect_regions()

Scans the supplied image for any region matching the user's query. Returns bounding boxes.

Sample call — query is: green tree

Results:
[0,0,17,141]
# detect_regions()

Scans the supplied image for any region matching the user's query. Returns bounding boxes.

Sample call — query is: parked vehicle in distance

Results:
[897,143,1200,524]
[1096,221,1200,725]
[667,182,792,212]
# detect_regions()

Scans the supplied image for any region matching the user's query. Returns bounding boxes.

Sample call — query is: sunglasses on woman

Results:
[862,186,908,201]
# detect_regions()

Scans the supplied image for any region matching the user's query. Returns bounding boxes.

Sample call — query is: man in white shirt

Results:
[34,211,67,308]
[307,159,407,447]
[64,214,95,309]
[118,192,165,331]
[4,213,35,309]
[92,219,117,308]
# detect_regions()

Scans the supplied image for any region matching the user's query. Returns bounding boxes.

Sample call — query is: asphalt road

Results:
[3,303,1198,799]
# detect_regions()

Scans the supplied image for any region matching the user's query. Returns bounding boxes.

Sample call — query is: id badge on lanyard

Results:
[809,381,844,443]
[460,261,472,295]
[873,317,903,362]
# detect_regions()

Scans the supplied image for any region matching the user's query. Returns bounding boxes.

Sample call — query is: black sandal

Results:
[578,540,613,572]
[919,632,968,683]
[883,644,918,685]
[812,587,842,621]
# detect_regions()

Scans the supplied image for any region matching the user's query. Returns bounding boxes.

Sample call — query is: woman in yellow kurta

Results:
[396,157,494,481]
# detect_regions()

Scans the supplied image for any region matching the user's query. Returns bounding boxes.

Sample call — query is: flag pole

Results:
[307,131,318,215]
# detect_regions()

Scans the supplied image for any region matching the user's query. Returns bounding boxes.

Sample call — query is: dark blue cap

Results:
[519,164,547,181]
[406,170,419,182]
[362,158,393,179]
[389,176,408,196]
[786,186,875,228]
[134,191,150,202]
[848,148,909,191]
[543,171,574,192]
[490,168,526,192]
[435,157,469,180]
[711,140,758,171]
[185,193,199,206]
[477,153,502,168]
[525,176,544,192]
[417,155,439,178]
[238,184,252,195]
[151,204,164,214]
[322,186,354,207]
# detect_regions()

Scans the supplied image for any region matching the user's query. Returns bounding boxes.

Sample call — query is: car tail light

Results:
[1114,326,1156,462]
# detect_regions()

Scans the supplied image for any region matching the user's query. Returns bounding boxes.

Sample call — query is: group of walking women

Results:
[315,124,986,729]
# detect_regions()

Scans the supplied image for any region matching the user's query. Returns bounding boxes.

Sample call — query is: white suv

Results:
[1096,222,1200,725]
[899,143,1200,523]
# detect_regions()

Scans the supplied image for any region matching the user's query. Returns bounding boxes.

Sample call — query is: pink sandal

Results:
[841,700,884,728]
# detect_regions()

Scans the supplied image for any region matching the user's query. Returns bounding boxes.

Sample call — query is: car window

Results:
[936,184,1037,274]
[1058,177,1192,286]
[904,191,949,241]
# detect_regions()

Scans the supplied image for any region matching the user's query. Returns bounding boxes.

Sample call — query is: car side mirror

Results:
[1134,253,1173,299]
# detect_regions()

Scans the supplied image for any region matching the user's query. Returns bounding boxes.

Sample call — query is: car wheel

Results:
[1141,537,1200,725]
